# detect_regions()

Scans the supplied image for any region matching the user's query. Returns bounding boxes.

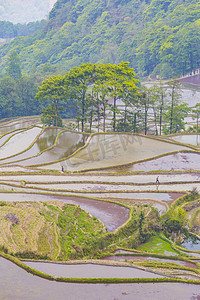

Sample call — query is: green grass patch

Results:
[137,235,178,256]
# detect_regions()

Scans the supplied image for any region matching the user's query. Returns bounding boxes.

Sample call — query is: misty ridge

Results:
[0,0,56,23]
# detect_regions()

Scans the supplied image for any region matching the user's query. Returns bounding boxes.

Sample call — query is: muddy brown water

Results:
[101,255,197,269]
[0,193,129,232]
[0,258,200,300]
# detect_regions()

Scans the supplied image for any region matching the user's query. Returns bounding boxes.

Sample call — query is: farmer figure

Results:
[61,166,64,172]
[156,176,160,185]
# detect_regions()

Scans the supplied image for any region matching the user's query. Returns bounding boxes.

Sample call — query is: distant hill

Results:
[0,20,47,38]
[0,0,56,24]
[0,0,200,79]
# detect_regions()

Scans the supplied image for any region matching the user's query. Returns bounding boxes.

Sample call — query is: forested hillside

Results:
[0,0,200,78]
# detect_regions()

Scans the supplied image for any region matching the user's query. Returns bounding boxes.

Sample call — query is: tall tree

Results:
[65,63,96,132]
[163,103,189,134]
[101,62,138,132]
[192,103,200,134]
[167,79,182,134]
[149,83,166,135]
[36,75,66,127]
[94,64,110,132]
[138,87,150,135]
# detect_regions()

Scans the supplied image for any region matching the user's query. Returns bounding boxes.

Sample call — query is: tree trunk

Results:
[159,93,164,135]
[153,106,158,135]
[97,92,100,132]
[81,92,86,132]
[55,99,58,127]
[89,91,94,133]
[134,113,137,133]
[103,100,106,133]
[113,95,116,132]
[144,101,148,135]
[169,87,174,134]
[124,104,127,132]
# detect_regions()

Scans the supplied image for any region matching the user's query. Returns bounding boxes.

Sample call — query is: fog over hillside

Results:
[0,0,57,23]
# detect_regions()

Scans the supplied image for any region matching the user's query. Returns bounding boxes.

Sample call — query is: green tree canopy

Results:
[6,51,22,80]
[36,75,67,127]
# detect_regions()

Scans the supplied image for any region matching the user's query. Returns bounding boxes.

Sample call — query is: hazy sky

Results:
[0,0,57,24]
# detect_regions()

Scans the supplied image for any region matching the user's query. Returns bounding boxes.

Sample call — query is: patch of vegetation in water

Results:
[137,236,178,256]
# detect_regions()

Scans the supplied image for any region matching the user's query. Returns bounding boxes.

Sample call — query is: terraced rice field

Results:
[169,134,200,147]
[0,117,200,299]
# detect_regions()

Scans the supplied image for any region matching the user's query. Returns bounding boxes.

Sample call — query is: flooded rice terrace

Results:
[98,151,200,172]
[24,261,163,278]
[1,257,200,300]
[0,112,200,298]
[39,133,189,171]
[170,134,200,147]
[101,255,197,269]
[0,127,42,160]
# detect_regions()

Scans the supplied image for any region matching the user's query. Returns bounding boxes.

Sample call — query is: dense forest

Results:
[0,0,200,78]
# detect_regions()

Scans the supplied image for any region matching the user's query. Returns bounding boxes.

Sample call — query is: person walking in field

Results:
[156,176,160,184]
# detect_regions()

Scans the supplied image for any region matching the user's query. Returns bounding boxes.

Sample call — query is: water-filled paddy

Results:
[1,257,199,300]
[0,173,198,184]
[38,134,189,171]
[0,117,39,135]
[0,193,129,232]
[0,129,24,147]
[181,236,200,252]
[0,127,61,164]
[19,131,88,166]
[63,192,184,202]
[24,182,198,194]
[24,182,163,192]
[24,261,163,278]
[100,152,200,172]
[170,134,200,147]
[102,255,197,269]
[1,118,200,296]
[0,127,41,160]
